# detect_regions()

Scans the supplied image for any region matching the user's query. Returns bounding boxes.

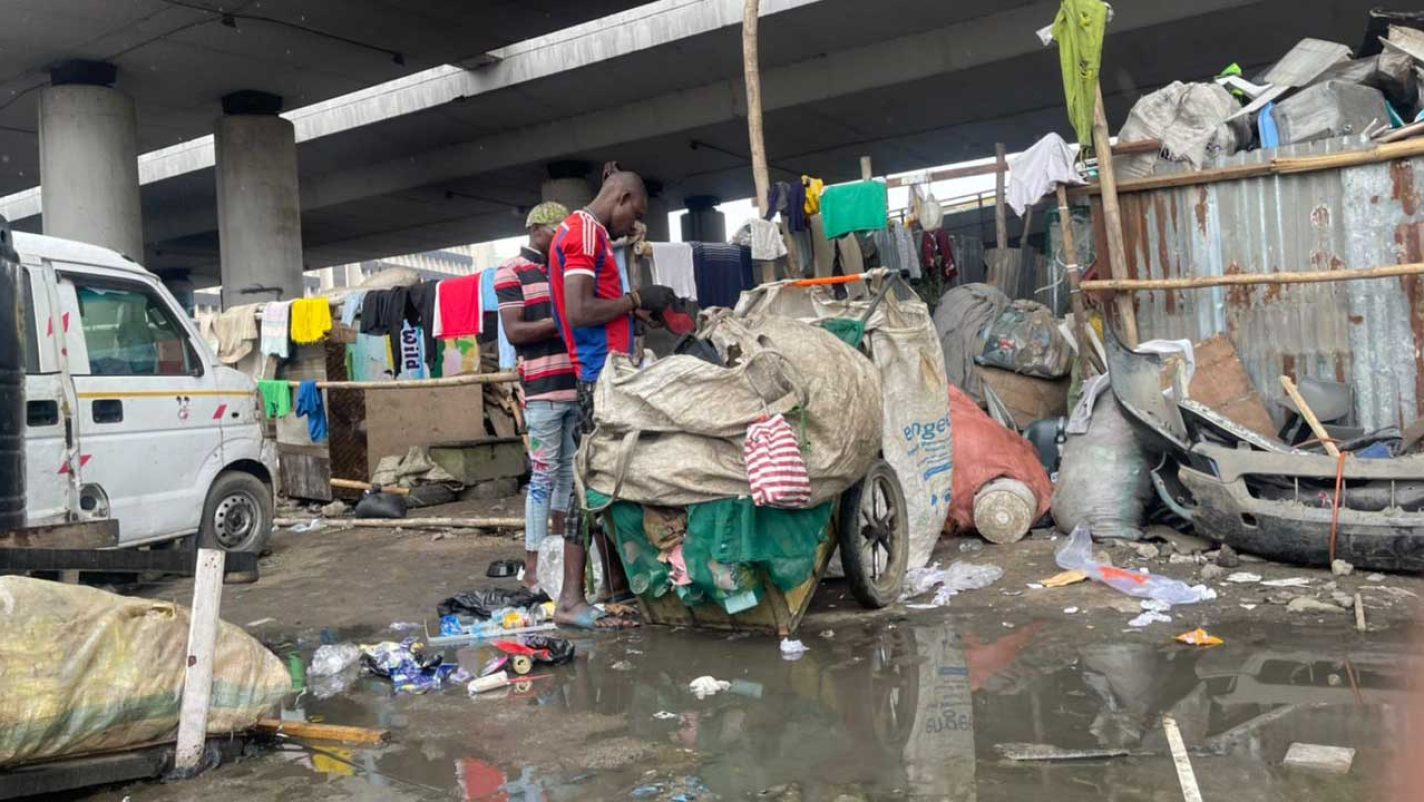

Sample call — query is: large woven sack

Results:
[0,576,291,767]
[579,313,882,508]
[736,271,954,571]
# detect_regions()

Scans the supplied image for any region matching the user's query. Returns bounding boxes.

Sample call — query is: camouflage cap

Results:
[525,201,570,229]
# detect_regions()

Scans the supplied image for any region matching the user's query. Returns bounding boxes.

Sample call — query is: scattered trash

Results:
[1330,559,1355,577]
[1225,572,1262,584]
[388,621,421,632]
[1167,554,1198,566]
[610,660,635,672]
[360,640,456,694]
[486,558,522,579]
[309,643,361,677]
[1262,578,1312,588]
[1063,606,1080,615]
[1174,628,1224,647]
[1041,569,1088,588]
[468,671,510,696]
[1330,590,1355,609]
[1286,597,1346,615]
[653,711,679,720]
[1240,603,1258,610]
[689,676,732,699]
[779,638,809,660]
[959,539,984,553]
[902,561,1004,606]
[1055,527,1216,605]
[437,588,547,619]
[1129,610,1172,628]
[818,629,835,639]
[1367,573,1386,582]
[245,617,276,628]
[289,518,325,533]
[1283,742,1355,774]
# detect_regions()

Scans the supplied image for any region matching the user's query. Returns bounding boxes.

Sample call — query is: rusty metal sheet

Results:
[1097,136,1424,432]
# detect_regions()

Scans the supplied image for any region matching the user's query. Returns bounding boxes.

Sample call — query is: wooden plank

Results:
[330,478,410,495]
[1055,185,1095,376]
[994,143,1008,249]
[1188,335,1278,439]
[1280,376,1341,457]
[174,549,225,774]
[1081,261,1424,292]
[277,449,332,502]
[291,372,518,390]
[743,0,770,216]
[1091,84,1138,346]
[0,519,118,549]
[274,516,524,529]
[253,718,388,745]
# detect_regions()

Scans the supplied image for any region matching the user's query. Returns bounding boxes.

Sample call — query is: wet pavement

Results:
[79,515,1423,802]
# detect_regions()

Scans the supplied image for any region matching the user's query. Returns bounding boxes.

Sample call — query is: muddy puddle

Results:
[220,615,1417,802]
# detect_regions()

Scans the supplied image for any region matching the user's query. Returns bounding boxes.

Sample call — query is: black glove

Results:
[634,284,677,313]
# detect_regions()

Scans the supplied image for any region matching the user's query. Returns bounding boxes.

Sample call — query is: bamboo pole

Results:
[994,143,1008,249]
[1280,376,1342,458]
[286,371,517,390]
[1080,261,1424,292]
[1073,135,1424,197]
[880,140,1158,189]
[275,516,525,530]
[1091,85,1138,347]
[330,478,410,496]
[1055,185,1095,376]
[743,0,770,217]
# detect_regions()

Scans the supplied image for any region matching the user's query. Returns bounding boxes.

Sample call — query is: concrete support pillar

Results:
[644,196,671,242]
[680,195,725,243]
[159,271,196,315]
[215,93,304,306]
[38,63,143,261]
[541,177,594,212]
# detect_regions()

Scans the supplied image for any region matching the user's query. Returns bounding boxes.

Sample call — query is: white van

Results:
[16,232,276,554]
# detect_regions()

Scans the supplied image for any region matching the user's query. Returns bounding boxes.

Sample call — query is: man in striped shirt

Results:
[495,201,576,592]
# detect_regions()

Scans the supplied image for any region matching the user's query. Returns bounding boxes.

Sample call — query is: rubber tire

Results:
[197,471,274,555]
[838,459,910,610]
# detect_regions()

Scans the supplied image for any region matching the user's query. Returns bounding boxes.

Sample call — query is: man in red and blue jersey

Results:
[547,170,675,629]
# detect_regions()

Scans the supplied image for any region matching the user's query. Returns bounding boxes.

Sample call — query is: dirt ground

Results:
[64,493,1424,801]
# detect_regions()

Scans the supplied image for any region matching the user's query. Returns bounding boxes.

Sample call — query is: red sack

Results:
[945,384,1052,533]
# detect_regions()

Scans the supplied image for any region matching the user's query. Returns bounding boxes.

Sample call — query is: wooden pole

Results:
[743,0,770,217]
[1080,261,1424,292]
[174,548,225,774]
[330,478,410,496]
[1055,185,1096,376]
[1280,375,1341,457]
[994,143,1008,249]
[286,371,517,390]
[860,155,873,181]
[254,718,389,746]
[275,516,525,530]
[1091,85,1139,347]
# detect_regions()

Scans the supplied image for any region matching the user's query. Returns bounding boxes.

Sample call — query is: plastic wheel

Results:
[198,470,273,556]
[838,459,909,609]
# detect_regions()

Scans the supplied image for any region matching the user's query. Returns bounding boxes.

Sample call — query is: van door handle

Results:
[92,399,123,424]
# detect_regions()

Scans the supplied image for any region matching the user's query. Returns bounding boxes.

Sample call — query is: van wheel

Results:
[199,471,273,554]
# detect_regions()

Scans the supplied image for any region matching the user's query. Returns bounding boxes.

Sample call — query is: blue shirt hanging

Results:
[295,380,328,443]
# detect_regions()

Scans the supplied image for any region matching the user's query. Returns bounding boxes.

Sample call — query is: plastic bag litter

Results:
[1055,527,1216,606]
[309,643,362,676]
[437,588,546,619]
[779,638,808,661]
[359,639,457,694]
[976,300,1073,379]
[689,676,732,699]
[902,561,1004,606]
[535,535,607,603]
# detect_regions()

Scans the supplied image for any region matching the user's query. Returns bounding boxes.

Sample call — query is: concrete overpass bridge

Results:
[0,0,1383,303]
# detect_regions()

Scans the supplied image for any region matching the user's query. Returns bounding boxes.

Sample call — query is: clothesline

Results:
[282,371,518,390]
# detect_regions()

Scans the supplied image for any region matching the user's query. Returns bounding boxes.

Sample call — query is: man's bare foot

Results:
[554,601,639,629]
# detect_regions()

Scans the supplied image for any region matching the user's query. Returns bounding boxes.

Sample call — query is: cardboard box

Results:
[1189,335,1279,438]
[977,366,1070,429]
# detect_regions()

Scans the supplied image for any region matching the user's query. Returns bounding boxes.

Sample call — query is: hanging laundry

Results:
[649,242,697,301]
[1053,0,1110,148]
[692,243,755,309]
[802,176,825,216]
[396,321,428,379]
[477,268,515,370]
[819,180,888,239]
[339,290,367,327]
[1007,132,1085,216]
[259,301,291,358]
[895,224,921,280]
[256,379,292,418]
[744,413,811,508]
[786,180,807,232]
[748,219,788,261]
[348,334,394,381]
[360,286,411,375]
[808,214,835,279]
[436,275,483,339]
[406,280,441,375]
[295,380,328,443]
[290,298,332,344]
[873,228,900,275]
[214,303,260,364]
[922,229,958,281]
[836,232,865,276]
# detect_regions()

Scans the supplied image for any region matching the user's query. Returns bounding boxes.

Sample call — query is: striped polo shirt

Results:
[548,209,633,383]
[494,247,577,403]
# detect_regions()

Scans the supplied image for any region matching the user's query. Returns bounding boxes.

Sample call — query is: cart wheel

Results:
[838,460,909,609]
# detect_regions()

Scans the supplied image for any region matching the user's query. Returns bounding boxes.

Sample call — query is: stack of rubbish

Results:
[932,283,1072,429]
[436,588,556,641]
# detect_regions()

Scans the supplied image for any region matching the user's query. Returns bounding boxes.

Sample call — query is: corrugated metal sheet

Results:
[1095,136,1424,432]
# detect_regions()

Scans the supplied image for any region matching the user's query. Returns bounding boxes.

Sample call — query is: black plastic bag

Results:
[522,635,575,666]
[437,587,544,619]
[355,489,407,519]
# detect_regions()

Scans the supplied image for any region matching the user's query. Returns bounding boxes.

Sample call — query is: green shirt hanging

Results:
[1053,0,1109,149]
[257,379,292,418]
[819,180,888,240]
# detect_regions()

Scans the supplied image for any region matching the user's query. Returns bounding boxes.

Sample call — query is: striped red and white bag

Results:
[744,413,812,508]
